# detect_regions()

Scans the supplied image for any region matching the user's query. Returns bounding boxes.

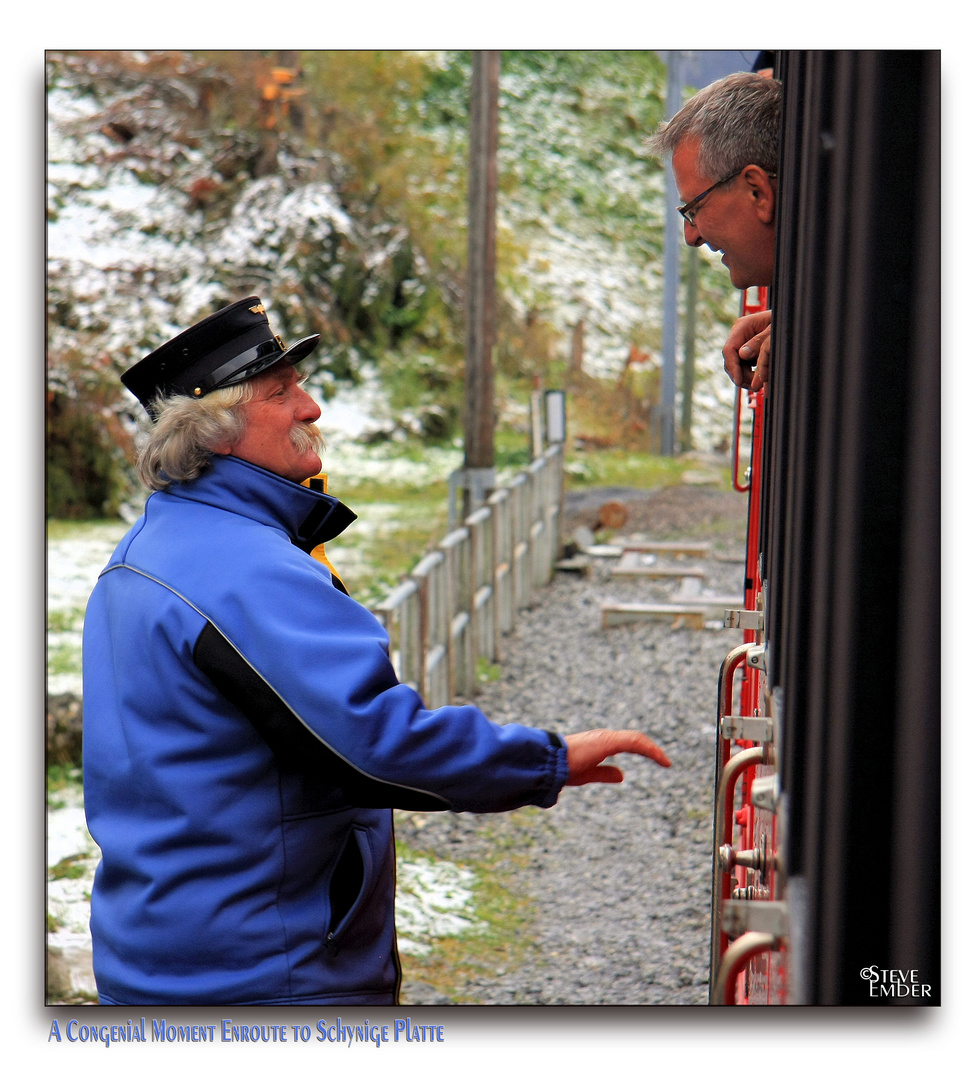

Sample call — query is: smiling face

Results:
[672,138,777,289]
[216,361,324,482]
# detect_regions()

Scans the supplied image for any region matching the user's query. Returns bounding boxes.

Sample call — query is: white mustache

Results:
[290,422,325,456]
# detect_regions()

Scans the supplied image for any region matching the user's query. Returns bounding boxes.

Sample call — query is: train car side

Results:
[709,50,940,1006]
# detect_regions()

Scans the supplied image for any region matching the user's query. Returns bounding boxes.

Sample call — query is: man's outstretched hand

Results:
[564,729,671,786]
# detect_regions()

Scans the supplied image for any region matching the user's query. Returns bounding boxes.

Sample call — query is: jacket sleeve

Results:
[194,548,569,814]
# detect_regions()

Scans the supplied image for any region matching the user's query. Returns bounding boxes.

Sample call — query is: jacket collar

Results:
[168,455,357,553]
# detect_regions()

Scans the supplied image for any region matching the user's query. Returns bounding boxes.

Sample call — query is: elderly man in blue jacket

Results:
[82,297,671,1006]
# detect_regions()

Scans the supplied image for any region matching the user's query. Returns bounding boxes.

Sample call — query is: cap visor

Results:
[216,334,321,389]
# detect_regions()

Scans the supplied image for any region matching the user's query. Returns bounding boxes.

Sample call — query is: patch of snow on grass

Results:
[47,522,130,696]
[47,782,99,1000]
[395,856,487,956]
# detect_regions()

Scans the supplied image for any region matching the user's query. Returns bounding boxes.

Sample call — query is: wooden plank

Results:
[554,556,592,575]
[601,597,743,629]
[621,540,711,557]
[602,604,707,630]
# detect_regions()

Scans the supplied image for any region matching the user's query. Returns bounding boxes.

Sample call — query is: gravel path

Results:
[396,484,748,1005]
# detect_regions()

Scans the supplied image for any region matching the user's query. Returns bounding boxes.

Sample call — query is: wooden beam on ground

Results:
[601,596,744,629]
[621,540,711,557]
[554,555,592,575]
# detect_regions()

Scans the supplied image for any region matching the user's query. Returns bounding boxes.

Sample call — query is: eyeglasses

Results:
[677,170,740,225]
[677,168,777,225]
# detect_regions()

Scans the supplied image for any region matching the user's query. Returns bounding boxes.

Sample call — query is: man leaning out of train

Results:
[649,69,780,392]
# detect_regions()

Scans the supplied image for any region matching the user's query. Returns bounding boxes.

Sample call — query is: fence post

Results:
[490,487,515,637]
[440,526,474,700]
[546,442,565,570]
[466,504,497,666]
[409,551,448,708]
[371,578,422,692]
[509,474,532,611]
[528,456,549,588]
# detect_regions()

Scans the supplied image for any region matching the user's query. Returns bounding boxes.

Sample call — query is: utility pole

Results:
[660,50,684,456]
[461,50,501,517]
[680,246,699,451]
[570,317,585,376]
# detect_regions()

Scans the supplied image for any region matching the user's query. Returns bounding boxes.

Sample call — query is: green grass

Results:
[46,518,132,542]
[395,811,544,1003]
[47,765,83,794]
[562,447,731,492]
[335,475,450,502]
[47,766,83,811]
[47,609,82,634]
[47,640,82,677]
[49,853,90,881]
[476,658,502,684]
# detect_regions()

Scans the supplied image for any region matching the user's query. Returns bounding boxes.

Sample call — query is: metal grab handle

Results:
[712,642,754,866]
[730,281,769,494]
[732,387,750,493]
[714,642,752,782]
[709,642,759,1000]
[712,932,777,1005]
[709,746,767,1002]
[717,642,752,724]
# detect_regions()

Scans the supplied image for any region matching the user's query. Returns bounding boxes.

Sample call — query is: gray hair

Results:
[648,71,781,179]
[136,382,256,491]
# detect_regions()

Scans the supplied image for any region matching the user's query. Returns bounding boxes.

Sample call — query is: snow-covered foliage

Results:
[46,54,426,398]
[46,49,742,519]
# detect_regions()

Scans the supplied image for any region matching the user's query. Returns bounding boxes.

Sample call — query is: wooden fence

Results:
[371,443,565,708]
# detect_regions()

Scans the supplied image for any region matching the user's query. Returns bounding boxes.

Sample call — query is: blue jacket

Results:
[82,455,568,1005]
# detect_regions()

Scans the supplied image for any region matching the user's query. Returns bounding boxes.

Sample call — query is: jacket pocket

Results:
[325,826,373,955]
